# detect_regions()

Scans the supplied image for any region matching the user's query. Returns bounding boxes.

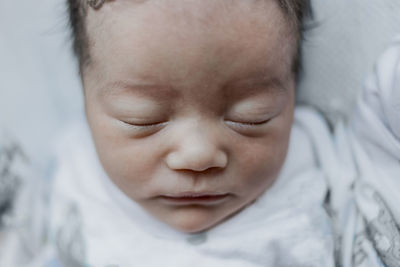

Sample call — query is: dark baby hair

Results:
[67,0,311,74]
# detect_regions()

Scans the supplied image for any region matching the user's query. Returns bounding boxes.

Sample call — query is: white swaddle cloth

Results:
[322,39,400,267]
[44,106,334,267]
[346,39,400,267]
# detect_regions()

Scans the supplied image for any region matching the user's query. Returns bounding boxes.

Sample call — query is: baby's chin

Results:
[165,207,233,233]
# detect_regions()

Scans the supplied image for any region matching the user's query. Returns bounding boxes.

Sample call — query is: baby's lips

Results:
[158,192,231,206]
[163,191,229,198]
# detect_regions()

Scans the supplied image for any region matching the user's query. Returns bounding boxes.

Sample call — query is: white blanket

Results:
[333,38,400,267]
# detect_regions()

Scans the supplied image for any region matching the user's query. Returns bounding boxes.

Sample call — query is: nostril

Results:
[165,150,228,172]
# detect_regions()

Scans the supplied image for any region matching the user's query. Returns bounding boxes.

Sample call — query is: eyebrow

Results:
[101,75,289,100]
[224,76,288,98]
[100,80,180,100]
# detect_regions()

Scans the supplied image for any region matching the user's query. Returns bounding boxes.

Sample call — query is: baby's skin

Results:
[83,0,297,233]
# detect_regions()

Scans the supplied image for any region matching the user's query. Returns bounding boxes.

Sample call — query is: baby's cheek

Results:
[235,131,290,194]
[101,139,162,192]
[89,123,157,196]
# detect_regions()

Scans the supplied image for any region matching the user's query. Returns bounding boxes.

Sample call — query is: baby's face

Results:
[84,0,296,233]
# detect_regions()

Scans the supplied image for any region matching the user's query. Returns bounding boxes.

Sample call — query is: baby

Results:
[73,0,305,233]
[2,0,399,266]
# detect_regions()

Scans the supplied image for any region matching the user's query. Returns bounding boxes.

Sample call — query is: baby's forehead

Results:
[84,0,297,91]
[87,0,292,41]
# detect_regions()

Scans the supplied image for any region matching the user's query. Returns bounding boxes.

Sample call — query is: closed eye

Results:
[224,118,271,127]
[120,120,168,130]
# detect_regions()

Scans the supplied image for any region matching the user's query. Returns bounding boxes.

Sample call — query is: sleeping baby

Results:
[1,0,399,266]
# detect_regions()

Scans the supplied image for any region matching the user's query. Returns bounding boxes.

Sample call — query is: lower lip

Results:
[159,194,230,206]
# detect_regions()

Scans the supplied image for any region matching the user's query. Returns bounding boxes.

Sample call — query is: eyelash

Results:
[120,118,271,133]
[121,120,168,130]
[224,119,271,128]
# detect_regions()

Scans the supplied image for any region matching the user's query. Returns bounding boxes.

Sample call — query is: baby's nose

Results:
[165,132,228,172]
